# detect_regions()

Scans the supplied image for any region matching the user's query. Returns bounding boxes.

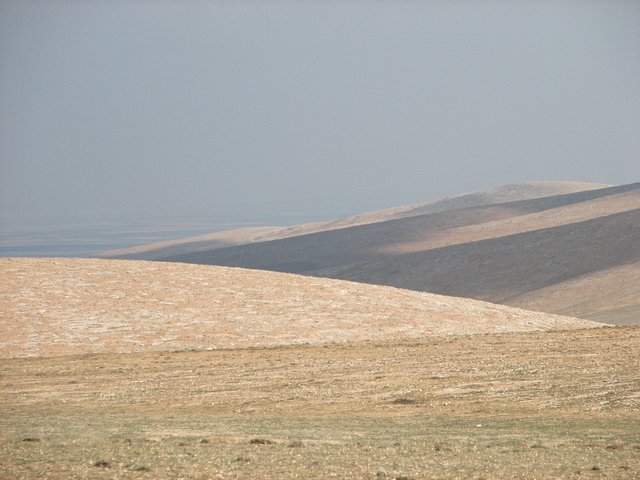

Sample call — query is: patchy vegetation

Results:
[1,327,638,478]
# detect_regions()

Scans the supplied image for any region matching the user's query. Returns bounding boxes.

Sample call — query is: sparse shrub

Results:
[434,442,452,452]
[131,466,150,471]
[392,398,415,405]
[250,438,275,445]
[94,460,109,468]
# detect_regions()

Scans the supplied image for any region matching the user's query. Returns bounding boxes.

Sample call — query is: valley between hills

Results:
[1,181,639,479]
[103,181,640,325]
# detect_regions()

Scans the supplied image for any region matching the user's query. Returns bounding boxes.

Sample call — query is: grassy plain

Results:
[1,327,639,479]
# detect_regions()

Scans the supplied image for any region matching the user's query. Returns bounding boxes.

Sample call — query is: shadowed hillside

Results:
[166,183,638,272]
[155,183,640,324]
[100,181,609,260]
[333,209,640,324]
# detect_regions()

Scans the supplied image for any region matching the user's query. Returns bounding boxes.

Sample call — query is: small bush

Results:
[392,398,416,405]
[250,438,275,445]
[131,466,150,471]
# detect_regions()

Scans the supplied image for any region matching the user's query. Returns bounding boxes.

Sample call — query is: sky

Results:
[1,1,639,238]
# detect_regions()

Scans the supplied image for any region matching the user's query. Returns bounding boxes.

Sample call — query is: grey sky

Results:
[1,0,639,226]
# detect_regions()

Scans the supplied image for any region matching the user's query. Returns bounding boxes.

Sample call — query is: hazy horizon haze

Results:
[1,0,639,254]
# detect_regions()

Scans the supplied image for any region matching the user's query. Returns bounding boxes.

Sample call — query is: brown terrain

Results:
[1,257,639,479]
[1,320,638,478]
[2,182,639,479]
[119,182,640,325]
[0,258,600,358]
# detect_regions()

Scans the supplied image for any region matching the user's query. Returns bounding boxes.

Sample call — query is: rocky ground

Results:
[1,327,638,479]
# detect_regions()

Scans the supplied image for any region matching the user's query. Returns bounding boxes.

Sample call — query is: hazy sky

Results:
[1,0,639,225]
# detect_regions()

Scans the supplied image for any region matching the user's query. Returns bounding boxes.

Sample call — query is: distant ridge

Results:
[0,258,601,358]
[166,182,638,273]
[100,181,609,260]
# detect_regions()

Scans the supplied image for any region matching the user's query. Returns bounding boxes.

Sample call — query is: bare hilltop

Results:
[0,257,600,358]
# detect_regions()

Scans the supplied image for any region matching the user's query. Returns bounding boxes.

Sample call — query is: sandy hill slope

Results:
[0,258,600,358]
[100,181,608,260]
[157,182,640,325]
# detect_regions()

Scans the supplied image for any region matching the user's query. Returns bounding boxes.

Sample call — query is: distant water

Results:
[0,208,356,258]
[0,195,419,258]
[0,227,223,258]
[0,221,236,258]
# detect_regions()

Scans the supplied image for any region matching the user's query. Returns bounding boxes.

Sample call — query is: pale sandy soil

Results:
[0,258,600,358]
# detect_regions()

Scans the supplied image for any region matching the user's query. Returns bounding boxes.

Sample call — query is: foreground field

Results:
[1,327,638,479]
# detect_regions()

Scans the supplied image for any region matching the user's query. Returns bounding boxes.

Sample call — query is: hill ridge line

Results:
[0,257,602,358]
[100,181,616,259]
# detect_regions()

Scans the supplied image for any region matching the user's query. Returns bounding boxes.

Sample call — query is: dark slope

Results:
[168,183,639,274]
[164,183,640,324]
[332,209,640,303]
[101,181,608,260]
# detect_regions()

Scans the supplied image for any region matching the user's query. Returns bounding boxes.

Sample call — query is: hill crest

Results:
[0,258,602,358]
[99,181,609,260]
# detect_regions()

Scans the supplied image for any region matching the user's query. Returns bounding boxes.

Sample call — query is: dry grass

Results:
[1,327,638,479]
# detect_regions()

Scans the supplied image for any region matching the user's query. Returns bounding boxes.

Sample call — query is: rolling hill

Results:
[134,182,640,325]
[0,257,601,358]
[99,181,609,260]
